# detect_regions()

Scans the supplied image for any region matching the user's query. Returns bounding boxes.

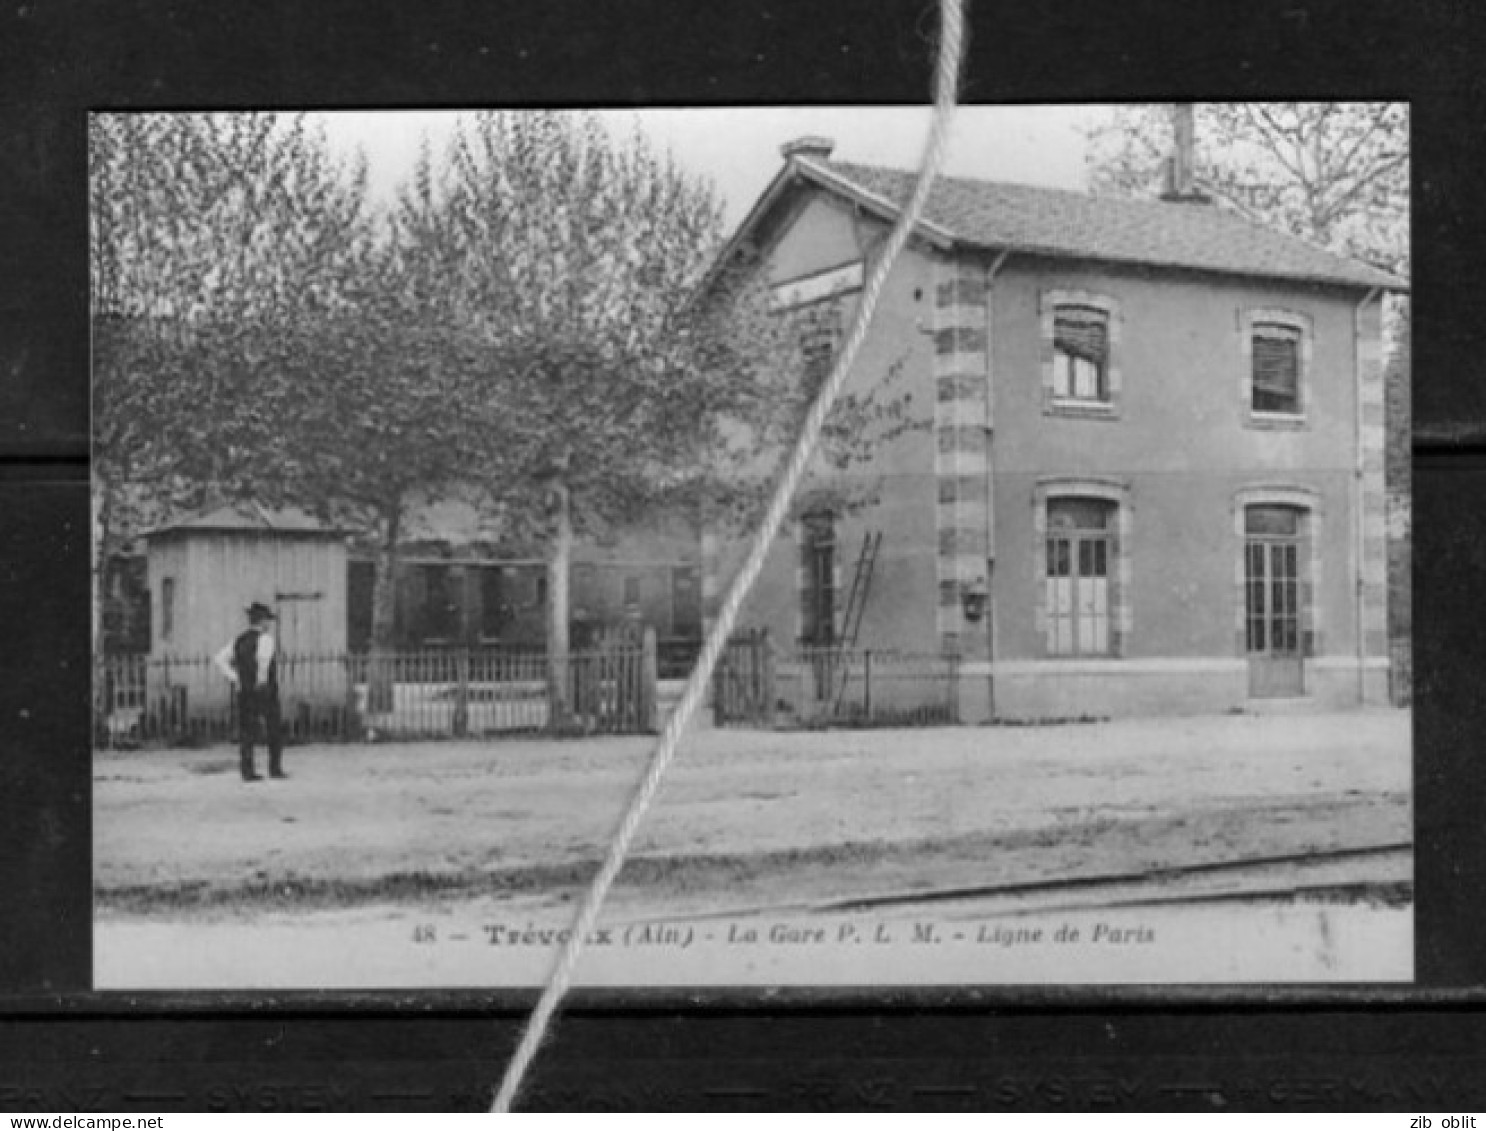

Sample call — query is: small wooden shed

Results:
[145,503,349,725]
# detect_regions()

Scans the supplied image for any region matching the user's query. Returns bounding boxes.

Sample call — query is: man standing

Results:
[214,601,286,782]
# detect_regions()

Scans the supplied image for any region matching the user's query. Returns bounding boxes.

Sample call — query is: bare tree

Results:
[1087,103,1408,274]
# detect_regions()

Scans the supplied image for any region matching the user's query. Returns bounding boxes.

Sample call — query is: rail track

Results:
[817,841,1413,918]
[610,841,1414,928]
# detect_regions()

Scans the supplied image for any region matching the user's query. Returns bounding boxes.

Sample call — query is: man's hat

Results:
[246,601,275,623]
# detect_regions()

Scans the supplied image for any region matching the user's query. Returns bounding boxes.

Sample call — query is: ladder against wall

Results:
[715,531,883,727]
[840,530,881,654]
[826,530,882,710]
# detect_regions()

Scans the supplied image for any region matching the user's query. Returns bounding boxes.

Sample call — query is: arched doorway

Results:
[1244,503,1306,697]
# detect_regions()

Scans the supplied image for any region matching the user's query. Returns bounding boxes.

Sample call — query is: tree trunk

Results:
[546,478,572,730]
[91,488,112,737]
[91,488,110,660]
[367,507,402,715]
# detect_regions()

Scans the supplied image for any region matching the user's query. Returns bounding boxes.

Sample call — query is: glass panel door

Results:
[1245,516,1305,697]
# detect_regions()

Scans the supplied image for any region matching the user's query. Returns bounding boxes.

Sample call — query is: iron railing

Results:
[783,647,962,727]
[713,633,961,729]
[94,641,659,749]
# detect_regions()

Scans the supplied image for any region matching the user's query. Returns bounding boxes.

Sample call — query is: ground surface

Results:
[94,709,1414,987]
[96,709,1411,918]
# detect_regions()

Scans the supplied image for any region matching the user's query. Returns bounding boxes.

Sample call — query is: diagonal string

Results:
[491,0,967,1111]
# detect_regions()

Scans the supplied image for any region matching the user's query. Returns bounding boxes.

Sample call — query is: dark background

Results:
[2,0,1484,1111]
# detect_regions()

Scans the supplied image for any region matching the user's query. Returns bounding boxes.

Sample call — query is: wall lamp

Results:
[961,577,989,624]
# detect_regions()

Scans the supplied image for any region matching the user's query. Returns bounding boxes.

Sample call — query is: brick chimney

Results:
[781,136,835,162]
[1159,104,1211,204]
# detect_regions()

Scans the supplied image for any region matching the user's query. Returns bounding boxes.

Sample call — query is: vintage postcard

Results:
[91,104,1412,989]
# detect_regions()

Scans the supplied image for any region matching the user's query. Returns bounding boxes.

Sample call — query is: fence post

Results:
[863,649,873,721]
[742,630,754,718]
[949,653,962,723]
[713,638,729,727]
[341,655,359,740]
[566,647,587,732]
[641,627,658,732]
[453,646,470,738]
[761,629,776,728]
[602,642,616,732]
[93,656,106,748]
[160,654,171,739]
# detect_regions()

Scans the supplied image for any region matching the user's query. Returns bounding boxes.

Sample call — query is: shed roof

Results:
[147,502,342,538]
[741,153,1406,292]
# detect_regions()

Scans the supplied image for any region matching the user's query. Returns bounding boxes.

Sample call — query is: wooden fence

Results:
[95,634,658,749]
[713,629,777,727]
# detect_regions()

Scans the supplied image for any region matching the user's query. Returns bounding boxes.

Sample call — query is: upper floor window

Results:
[1053,306,1110,404]
[1242,309,1311,425]
[798,301,842,393]
[1041,290,1121,418]
[1252,322,1302,415]
[772,263,861,399]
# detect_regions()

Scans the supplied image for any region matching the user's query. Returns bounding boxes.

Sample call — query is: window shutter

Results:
[1054,308,1108,364]
[1048,497,1112,530]
[799,302,842,390]
[1252,327,1299,397]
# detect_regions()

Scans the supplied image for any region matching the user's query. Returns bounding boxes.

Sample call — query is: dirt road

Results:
[96,709,1411,918]
[93,709,1413,988]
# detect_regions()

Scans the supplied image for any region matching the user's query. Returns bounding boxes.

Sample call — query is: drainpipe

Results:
[1353,286,1382,704]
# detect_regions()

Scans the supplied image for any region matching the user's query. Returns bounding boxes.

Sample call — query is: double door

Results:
[1245,527,1303,698]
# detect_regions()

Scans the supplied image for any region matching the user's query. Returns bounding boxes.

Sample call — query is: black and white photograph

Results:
[90,102,1412,990]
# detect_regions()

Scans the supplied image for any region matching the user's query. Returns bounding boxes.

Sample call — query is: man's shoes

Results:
[242,772,263,782]
[269,770,289,780]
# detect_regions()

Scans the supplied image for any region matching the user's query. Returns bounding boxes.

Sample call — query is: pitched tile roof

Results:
[149,502,338,536]
[802,157,1405,291]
